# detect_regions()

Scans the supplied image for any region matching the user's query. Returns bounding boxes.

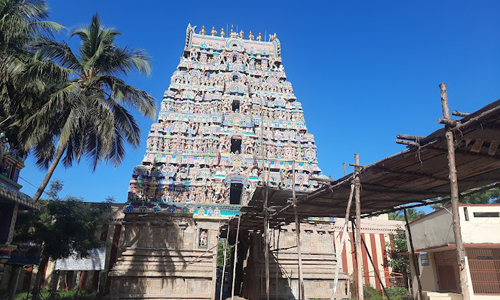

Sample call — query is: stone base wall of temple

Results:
[241,221,349,300]
[107,213,220,299]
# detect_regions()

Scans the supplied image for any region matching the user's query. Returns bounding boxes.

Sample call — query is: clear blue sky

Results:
[19,0,500,204]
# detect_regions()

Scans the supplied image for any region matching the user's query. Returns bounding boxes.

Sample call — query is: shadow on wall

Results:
[240,232,296,300]
[106,213,191,297]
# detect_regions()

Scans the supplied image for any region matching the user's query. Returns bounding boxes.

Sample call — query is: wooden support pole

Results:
[292,161,305,300]
[275,228,280,300]
[231,213,241,300]
[331,183,355,300]
[439,83,470,300]
[354,153,364,300]
[264,186,270,300]
[220,238,228,300]
[404,209,423,300]
[351,218,358,298]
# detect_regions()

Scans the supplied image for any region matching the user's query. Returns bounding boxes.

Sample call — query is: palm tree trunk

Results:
[32,145,65,201]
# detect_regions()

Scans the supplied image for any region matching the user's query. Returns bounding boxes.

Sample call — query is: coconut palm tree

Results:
[0,0,62,154]
[28,13,156,201]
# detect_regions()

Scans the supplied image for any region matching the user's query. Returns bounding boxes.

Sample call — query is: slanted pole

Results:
[264,186,270,300]
[332,183,355,300]
[351,218,358,298]
[439,83,470,300]
[404,209,423,300]
[354,153,364,300]
[292,161,305,300]
[231,213,241,300]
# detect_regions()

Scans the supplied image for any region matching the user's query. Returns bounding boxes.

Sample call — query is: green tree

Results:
[386,228,409,275]
[13,180,110,296]
[26,13,156,201]
[387,209,424,289]
[388,208,425,221]
[0,0,63,155]
[431,185,500,210]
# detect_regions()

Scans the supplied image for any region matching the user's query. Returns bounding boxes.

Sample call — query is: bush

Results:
[358,285,413,300]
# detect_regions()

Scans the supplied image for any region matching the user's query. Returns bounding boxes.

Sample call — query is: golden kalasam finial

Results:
[248,31,254,40]
[220,28,225,37]
[230,28,234,35]
[200,25,206,35]
[257,32,262,41]
[239,30,244,39]
[211,26,217,36]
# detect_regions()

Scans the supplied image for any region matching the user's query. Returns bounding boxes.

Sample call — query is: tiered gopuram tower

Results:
[125,24,321,214]
[108,25,344,300]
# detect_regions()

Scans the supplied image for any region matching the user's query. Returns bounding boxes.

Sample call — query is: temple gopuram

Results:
[108,25,346,300]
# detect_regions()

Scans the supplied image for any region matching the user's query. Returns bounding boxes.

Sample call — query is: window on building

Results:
[468,248,500,294]
[231,137,242,154]
[473,212,500,218]
[232,100,240,112]
[230,183,243,205]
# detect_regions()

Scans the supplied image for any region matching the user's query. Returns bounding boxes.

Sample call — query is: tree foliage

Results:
[0,3,157,201]
[0,0,63,156]
[388,208,425,222]
[27,13,157,201]
[431,185,500,210]
[386,208,424,285]
[13,180,109,260]
[386,228,410,275]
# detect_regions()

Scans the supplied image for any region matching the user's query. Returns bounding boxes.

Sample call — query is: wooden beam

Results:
[354,154,364,300]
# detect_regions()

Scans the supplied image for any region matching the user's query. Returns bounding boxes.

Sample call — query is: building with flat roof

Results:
[407,204,500,300]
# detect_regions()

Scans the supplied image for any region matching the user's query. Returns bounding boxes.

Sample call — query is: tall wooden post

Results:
[232,213,241,300]
[264,186,270,300]
[439,83,470,300]
[404,209,423,300]
[331,183,355,300]
[292,161,305,300]
[354,154,364,300]
[275,229,280,300]
[220,222,230,300]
